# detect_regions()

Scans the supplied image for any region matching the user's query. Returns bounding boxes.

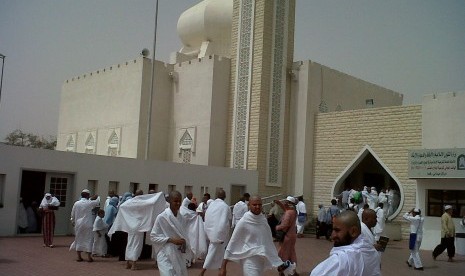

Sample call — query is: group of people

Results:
[316,198,387,244]
[36,185,462,276]
[64,188,299,275]
[337,186,400,219]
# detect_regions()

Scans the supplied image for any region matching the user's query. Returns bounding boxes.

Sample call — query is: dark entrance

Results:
[20,170,46,234]
[334,149,402,219]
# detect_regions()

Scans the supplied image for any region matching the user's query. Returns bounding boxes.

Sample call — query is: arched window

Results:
[85,133,95,154]
[107,130,119,156]
[179,130,193,164]
[319,101,328,113]
[66,136,75,152]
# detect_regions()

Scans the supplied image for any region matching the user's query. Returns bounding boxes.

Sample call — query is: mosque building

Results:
[1,0,464,249]
[57,0,401,205]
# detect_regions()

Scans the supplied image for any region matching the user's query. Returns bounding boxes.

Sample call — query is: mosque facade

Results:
[57,0,401,195]
[49,0,465,247]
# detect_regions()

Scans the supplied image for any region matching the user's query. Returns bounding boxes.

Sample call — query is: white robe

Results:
[179,206,207,259]
[108,193,166,236]
[360,222,375,246]
[182,197,191,208]
[232,201,248,227]
[151,208,192,276]
[203,198,231,269]
[125,232,144,261]
[92,216,108,256]
[18,202,28,229]
[295,201,307,234]
[403,212,424,268]
[108,193,166,261]
[373,207,385,240]
[225,211,283,275]
[70,198,100,252]
[310,235,381,276]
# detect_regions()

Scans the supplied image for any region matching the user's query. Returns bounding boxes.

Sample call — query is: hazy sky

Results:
[1,0,464,139]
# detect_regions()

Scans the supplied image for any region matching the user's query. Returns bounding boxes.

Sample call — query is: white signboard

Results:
[409,148,465,178]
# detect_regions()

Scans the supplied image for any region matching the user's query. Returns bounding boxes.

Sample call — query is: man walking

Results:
[219,195,295,276]
[403,208,424,270]
[200,189,231,275]
[295,196,307,238]
[70,189,100,262]
[310,211,380,275]
[232,193,250,228]
[373,203,386,241]
[151,191,192,276]
[432,205,456,262]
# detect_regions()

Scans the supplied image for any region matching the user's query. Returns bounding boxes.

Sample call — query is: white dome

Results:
[177,0,233,58]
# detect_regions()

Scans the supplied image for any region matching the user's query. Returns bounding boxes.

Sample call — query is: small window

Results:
[87,180,98,196]
[201,186,209,195]
[50,177,68,207]
[365,99,374,108]
[168,185,176,193]
[148,184,158,193]
[130,182,139,194]
[109,181,119,195]
[185,186,193,197]
[0,174,5,208]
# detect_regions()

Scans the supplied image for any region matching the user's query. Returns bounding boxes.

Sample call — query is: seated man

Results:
[310,211,380,276]
[219,195,295,276]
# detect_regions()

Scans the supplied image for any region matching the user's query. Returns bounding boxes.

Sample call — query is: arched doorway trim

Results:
[331,145,405,220]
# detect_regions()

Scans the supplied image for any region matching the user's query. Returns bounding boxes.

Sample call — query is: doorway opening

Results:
[332,145,404,220]
[19,171,46,234]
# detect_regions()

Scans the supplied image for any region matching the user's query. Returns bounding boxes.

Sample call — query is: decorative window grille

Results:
[107,130,119,156]
[233,0,255,169]
[319,101,328,113]
[66,136,75,152]
[179,130,193,164]
[267,0,288,185]
[85,133,95,154]
[181,149,192,164]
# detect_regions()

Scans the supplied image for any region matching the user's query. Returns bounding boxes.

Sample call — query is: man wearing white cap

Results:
[432,205,455,262]
[70,189,100,262]
[403,208,424,270]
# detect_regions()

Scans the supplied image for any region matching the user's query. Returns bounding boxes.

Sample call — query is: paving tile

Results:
[0,235,463,275]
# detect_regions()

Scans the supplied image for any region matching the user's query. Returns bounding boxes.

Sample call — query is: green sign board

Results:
[409,148,465,178]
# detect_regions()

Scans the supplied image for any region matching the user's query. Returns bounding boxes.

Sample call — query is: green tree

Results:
[4,129,56,149]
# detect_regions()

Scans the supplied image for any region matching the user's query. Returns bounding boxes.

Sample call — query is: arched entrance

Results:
[332,145,404,220]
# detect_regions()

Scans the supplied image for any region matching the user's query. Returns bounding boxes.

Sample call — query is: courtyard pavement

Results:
[0,235,463,275]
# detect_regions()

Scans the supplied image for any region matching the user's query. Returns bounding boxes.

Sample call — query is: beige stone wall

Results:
[311,105,422,237]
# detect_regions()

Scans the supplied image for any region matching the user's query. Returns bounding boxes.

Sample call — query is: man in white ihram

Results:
[231,193,250,228]
[374,202,386,241]
[200,189,231,275]
[70,189,100,262]
[219,195,295,276]
[108,190,166,270]
[151,191,193,276]
[310,211,380,276]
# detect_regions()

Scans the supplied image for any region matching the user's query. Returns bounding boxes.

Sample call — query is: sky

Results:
[0,0,464,139]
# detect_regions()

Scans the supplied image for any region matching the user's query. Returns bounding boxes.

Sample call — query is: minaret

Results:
[227,0,295,195]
